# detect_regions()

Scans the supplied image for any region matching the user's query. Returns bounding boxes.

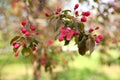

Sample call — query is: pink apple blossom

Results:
[58,27,74,41]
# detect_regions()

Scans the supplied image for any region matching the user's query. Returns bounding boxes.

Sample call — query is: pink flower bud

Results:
[89,27,94,33]
[95,26,100,30]
[57,7,62,12]
[45,12,50,17]
[74,4,79,10]
[55,11,59,14]
[30,25,36,31]
[48,39,54,45]
[13,42,17,46]
[75,11,79,16]
[35,32,39,35]
[98,34,103,40]
[82,11,90,16]
[40,59,45,66]
[21,28,27,34]
[95,37,100,43]
[25,31,30,36]
[73,31,80,36]
[21,20,27,26]
[14,52,19,57]
[14,43,20,49]
[58,36,64,41]
[33,46,37,51]
[81,16,87,22]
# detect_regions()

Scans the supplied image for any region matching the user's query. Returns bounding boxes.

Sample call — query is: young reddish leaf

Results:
[86,37,95,54]
[10,36,20,45]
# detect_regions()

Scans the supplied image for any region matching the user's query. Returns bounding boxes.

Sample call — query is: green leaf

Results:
[10,36,20,45]
[55,32,60,40]
[37,64,41,70]
[23,0,27,2]
[78,36,88,55]
[29,42,33,47]
[64,40,70,45]
[13,48,18,53]
[33,39,39,45]
[21,46,32,57]
[62,10,71,13]
[86,37,95,54]
[45,60,51,72]
[28,0,33,9]
[26,37,32,42]
[18,37,26,43]
[78,23,85,32]
[75,36,79,44]
[69,22,74,28]
[78,45,86,56]
[78,33,84,41]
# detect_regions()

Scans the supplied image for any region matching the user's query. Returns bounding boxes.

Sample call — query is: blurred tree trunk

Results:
[49,68,55,80]
[33,60,41,80]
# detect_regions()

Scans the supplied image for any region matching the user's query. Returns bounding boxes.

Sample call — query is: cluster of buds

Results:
[55,7,62,15]
[88,26,103,43]
[58,27,80,41]
[95,34,104,43]
[12,20,39,57]
[45,7,62,17]
[74,4,91,22]
[44,3,103,55]
[13,42,21,57]
[21,20,39,36]
[81,11,90,22]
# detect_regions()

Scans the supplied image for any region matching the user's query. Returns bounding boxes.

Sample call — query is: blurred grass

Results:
[0,51,120,80]
[55,68,110,80]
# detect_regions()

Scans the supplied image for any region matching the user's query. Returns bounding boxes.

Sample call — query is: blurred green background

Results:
[0,0,120,80]
[0,50,120,80]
